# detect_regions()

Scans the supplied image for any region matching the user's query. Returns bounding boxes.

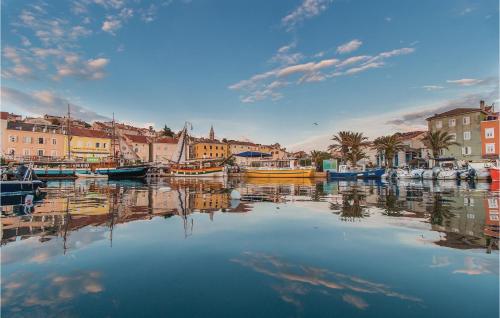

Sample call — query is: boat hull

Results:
[171,166,226,177]
[96,166,149,179]
[245,169,315,178]
[1,180,45,197]
[34,168,87,180]
[329,168,385,180]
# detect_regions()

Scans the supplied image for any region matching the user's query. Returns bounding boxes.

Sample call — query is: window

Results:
[435,121,442,129]
[486,143,495,154]
[485,128,494,139]
[448,119,456,127]
[51,150,57,157]
[37,149,44,156]
[9,135,18,142]
[463,131,471,140]
[23,136,32,143]
[449,133,456,141]
[23,149,30,156]
[52,138,57,145]
[488,198,498,209]
[38,137,44,144]
[463,116,470,125]
[103,143,107,148]
[96,142,100,148]
[462,147,472,155]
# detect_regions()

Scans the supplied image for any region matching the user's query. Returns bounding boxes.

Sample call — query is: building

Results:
[67,127,112,161]
[426,100,494,160]
[226,140,260,155]
[259,143,287,159]
[119,134,151,162]
[373,131,430,167]
[151,137,179,163]
[189,139,228,160]
[480,112,499,159]
[2,120,65,160]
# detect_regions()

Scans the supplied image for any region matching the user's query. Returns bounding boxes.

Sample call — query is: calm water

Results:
[1,178,499,318]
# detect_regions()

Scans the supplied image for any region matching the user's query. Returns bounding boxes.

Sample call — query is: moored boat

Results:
[95,165,149,179]
[171,165,226,177]
[328,165,385,180]
[1,163,46,199]
[244,159,315,178]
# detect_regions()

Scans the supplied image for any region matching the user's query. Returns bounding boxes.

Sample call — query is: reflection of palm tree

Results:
[330,186,369,221]
[427,193,454,226]
[379,187,404,216]
[311,182,326,202]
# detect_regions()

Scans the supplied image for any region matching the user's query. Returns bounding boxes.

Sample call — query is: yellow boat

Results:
[244,159,315,178]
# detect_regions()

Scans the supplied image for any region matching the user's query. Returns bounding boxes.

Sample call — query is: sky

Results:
[1,0,499,151]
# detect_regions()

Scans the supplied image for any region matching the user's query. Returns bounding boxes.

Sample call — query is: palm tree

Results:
[422,130,459,160]
[329,131,368,165]
[372,134,406,167]
[310,150,331,171]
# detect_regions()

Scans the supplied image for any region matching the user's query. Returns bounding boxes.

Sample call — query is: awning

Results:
[235,151,272,158]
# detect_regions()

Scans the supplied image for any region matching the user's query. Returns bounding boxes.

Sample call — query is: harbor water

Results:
[1,178,499,317]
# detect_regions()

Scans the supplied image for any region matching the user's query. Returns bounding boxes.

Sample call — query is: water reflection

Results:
[2,179,499,253]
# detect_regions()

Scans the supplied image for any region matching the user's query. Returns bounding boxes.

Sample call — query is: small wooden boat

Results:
[76,172,108,179]
[328,165,385,179]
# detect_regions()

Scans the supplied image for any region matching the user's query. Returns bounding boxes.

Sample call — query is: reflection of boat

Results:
[245,159,314,178]
[329,165,385,180]
[410,168,424,179]
[244,177,315,186]
[76,172,108,179]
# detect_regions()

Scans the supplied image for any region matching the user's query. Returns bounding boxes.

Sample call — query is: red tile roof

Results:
[155,137,178,144]
[426,108,486,120]
[1,112,9,120]
[71,127,111,139]
[124,134,149,143]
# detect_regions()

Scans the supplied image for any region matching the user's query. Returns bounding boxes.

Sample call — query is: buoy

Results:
[230,189,241,200]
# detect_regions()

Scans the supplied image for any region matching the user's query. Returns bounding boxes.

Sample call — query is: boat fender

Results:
[230,189,241,200]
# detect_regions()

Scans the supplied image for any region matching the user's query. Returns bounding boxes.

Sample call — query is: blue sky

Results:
[1,0,498,150]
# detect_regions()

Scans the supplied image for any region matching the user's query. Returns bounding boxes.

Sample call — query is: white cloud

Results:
[344,62,383,75]
[336,39,362,54]
[282,0,332,30]
[337,55,371,68]
[1,86,110,122]
[446,78,483,86]
[422,85,444,91]
[102,18,122,34]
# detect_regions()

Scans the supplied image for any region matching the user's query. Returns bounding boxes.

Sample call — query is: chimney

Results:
[480,100,485,110]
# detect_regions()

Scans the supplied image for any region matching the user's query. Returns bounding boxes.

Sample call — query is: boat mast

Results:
[66,104,71,160]
[112,112,116,161]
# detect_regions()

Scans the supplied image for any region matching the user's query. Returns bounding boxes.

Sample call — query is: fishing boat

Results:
[1,163,46,198]
[328,165,385,179]
[170,123,227,177]
[244,159,315,178]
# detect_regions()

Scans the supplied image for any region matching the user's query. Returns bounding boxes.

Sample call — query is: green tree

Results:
[422,130,459,161]
[162,125,174,137]
[310,150,332,171]
[372,134,406,167]
[328,131,368,166]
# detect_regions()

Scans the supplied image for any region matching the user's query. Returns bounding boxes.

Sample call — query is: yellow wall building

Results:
[65,127,112,161]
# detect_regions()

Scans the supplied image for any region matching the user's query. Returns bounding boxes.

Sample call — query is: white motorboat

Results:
[394,168,412,179]
[436,168,458,180]
[76,172,108,179]
[410,168,425,179]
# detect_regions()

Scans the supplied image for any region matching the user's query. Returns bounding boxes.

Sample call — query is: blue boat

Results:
[1,164,47,200]
[328,166,385,180]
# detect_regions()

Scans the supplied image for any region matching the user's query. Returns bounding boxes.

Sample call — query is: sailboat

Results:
[170,123,227,177]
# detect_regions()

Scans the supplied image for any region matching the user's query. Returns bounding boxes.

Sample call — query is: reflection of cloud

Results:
[2,270,104,315]
[453,256,497,276]
[342,294,369,310]
[232,252,422,310]
[430,255,451,268]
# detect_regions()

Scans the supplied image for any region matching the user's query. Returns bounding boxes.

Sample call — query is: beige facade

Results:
[2,119,65,160]
[151,137,178,163]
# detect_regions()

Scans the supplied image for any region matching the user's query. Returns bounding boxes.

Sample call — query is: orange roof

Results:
[71,127,111,139]
[124,134,149,143]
